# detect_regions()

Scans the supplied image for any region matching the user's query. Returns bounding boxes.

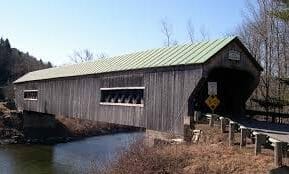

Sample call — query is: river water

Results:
[0,132,144,174]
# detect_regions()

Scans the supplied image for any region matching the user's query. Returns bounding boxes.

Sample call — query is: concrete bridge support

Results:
[23,111,56,138]
[144,129,183,146]
[144,116,195,146]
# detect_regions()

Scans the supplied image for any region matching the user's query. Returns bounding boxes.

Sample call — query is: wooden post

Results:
[254,133,266,155]
[274,142,283,167]
[184,124,193,142]
[193,111,201,123]
[240,126,248,148]
[282,142,288,158]
[220,117,226,133]
[209,114,214,127]
[184,116,193,142]
[229,121,235,146]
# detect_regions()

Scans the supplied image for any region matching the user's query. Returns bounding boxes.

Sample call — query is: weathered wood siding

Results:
[14,67,202,135]
[144,67,202,134]
[15,73,145,127]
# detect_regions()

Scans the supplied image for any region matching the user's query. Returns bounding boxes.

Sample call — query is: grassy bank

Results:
[106,124,276,174]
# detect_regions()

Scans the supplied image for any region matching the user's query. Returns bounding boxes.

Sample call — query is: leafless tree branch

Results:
[160,18,178,47]
[187,19,195,43]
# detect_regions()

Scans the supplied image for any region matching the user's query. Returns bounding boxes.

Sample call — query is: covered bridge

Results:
[14,36,262,135]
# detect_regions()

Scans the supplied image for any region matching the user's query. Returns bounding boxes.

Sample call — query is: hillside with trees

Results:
[0,37,52,86]
[0,37,52,99]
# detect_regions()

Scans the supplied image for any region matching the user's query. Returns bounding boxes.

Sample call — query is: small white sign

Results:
[228,50,241,61]
[208,82,217,96]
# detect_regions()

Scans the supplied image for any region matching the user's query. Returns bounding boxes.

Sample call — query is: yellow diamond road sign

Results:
[205,95,220,111]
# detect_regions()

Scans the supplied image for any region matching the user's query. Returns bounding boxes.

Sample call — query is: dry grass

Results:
[0,102,13,128]
[56,115,109,136]
[106,124,275,174]
[0,102,10,114]
[55,115,142,137]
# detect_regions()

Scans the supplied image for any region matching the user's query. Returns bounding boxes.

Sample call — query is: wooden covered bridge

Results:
[14,36,262,136]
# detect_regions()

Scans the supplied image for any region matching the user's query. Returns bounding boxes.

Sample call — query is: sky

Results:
[0,0,253,65]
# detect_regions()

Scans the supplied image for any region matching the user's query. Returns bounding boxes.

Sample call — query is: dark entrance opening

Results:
[188,68,256,118]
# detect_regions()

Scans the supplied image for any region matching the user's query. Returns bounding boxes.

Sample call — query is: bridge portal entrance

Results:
[189,68,256,118]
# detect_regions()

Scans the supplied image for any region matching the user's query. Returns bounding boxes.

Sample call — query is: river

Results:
[0,132,144,174]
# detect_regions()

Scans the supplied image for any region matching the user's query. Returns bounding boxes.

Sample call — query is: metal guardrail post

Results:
[269,138,288,167]
[240,126,248,148]
[229,121,235,146]
[209,114,215,127]
[219,117,226,133]
[254,133,266,155]
[274,142,283,167]
[282,142,288,159]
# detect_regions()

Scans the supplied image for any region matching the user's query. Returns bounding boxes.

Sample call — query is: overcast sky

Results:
[0,0,253,65]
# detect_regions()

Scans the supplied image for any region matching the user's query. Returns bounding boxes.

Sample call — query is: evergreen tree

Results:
[4,39,11,50]
[0,37,52,86]
[272,0,289,21]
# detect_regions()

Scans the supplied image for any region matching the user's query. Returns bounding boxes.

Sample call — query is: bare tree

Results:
[160,19,178,47]
[96,52,108,59]
[199,25,210,41]
[70,49,94,63]
[238,0,289,119]
[69,49,108,64]
[187,19,195,43]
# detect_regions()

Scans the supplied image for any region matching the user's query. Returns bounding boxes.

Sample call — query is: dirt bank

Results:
[106,124,278,174]
[0,101,24,144]
[0,102,143,145]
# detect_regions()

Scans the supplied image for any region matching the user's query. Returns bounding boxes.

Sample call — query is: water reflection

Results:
[0,132,144,174]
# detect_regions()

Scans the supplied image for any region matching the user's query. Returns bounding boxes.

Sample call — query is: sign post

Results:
[205,82,220,113]
[205,95,220,113]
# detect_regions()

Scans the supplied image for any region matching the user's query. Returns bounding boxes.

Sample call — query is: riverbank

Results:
[24,115,143,145]
[0,101,143,145]
[0,101,25,144]
[106,124,278,174]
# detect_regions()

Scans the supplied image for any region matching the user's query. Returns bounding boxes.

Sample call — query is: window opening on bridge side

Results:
[100,87,144,107]
[24,90,38,100]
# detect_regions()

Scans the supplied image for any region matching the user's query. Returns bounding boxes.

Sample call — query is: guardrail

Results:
[197,112,289,167]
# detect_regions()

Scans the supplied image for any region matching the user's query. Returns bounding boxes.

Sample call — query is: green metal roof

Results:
[14,36,240,83]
